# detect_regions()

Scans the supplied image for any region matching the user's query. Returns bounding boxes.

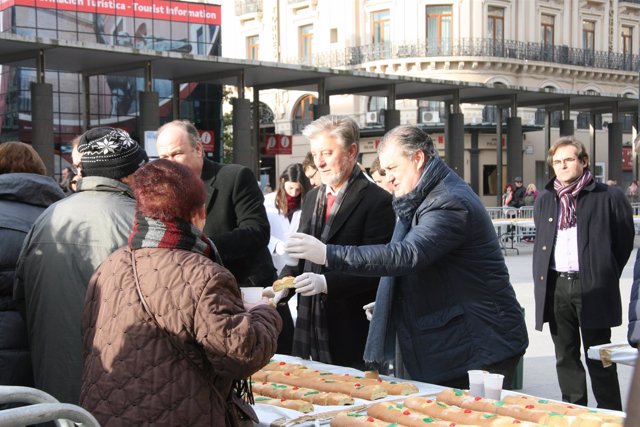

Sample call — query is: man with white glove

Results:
[284,232,326,265]
[294,272,327,296]
[363,302,375,321]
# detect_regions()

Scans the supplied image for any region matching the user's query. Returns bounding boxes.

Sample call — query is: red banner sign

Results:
[263,134,292,155]
[623,146,632,171]
[1,0,221,24]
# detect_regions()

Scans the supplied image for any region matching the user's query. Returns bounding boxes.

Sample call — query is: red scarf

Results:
[286,193,300,213]
[554,170,593,230]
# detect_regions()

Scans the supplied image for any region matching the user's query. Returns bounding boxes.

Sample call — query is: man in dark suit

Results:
[279,115,395,369]
[156,120,276,288]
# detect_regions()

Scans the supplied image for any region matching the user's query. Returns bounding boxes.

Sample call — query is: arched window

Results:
[292,95,317,134]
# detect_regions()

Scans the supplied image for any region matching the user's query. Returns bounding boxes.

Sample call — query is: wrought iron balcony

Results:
[235,0,262,16]
[289,38,640,73]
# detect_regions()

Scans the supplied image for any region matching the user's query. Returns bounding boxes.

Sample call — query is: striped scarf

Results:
[553,170,593,230]
[128,213,220,262]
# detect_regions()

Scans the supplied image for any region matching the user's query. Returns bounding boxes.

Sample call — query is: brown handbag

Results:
[130,250,258,427]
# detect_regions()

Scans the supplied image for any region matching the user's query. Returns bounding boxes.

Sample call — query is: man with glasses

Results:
[302,151,321,187]
[532,136,634,410]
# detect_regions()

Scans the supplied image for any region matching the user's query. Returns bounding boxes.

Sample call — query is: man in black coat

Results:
[156,120,276,288]
[279,115,395,369]
[532,136,634,410]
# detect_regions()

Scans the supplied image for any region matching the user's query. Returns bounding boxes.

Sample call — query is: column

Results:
[447,112,465,177]
[608,122,623,183]
[312,104,330,118]
[559,119,574,136]
[138,91,160,150]
[506,117,523,182]
[469,130,480,194]
[232,97,255,172]
[31,82,54,177]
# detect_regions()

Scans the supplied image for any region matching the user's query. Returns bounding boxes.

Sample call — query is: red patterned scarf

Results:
[553,170,593,230]
[128,213,220,262]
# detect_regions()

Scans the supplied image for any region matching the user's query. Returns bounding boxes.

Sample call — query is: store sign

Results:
[199,130,215,153]
[622,146,632,171]
[2,0,221,24]
[263,134,292,155]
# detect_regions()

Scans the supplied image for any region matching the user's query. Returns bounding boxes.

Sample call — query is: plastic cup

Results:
[483,373,504,400]
[240,287,263,304]
[467,370,488,397]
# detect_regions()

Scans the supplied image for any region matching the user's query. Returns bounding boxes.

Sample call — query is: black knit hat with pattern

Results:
[78,127,148,180]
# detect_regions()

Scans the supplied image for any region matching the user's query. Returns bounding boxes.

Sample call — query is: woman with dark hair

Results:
[0,141,65,388]
[265,163,312,274]
[263,163,311,355]
[80,159,281,426]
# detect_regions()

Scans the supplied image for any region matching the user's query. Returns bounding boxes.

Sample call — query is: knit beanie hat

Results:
[78,127,148,180]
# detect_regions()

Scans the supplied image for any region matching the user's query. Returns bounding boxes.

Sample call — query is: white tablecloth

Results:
[587,342,638,367]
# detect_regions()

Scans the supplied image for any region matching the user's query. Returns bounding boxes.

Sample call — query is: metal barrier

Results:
[488,206,536,255]
[0,386,100,427]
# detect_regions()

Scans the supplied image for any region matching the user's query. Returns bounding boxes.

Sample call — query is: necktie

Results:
[325,193,336,224]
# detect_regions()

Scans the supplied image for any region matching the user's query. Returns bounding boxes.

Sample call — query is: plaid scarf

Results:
[291,166,362,364]
[554,170,593,230]
[128,213,221,263]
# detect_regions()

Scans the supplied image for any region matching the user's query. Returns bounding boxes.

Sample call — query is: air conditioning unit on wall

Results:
[421,111,440,123]
[366,111,379,124]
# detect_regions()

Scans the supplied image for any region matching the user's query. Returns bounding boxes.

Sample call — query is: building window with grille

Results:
[487,6,504,56]
[426,5,452,56]
[371,10,390,44]
[292,94,317,134]
[582,20,594,66]
[622,26,633,70]
[247,35,259,60]
[299,24,313,63]
[540,14,554,61]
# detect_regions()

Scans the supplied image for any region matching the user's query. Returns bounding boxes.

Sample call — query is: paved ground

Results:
[505,240,636,411]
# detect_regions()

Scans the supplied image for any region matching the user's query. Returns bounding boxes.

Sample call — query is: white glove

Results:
[285,233,327,265]
[262,286,289,305]
[363,302,375,321]
[294,273,327,296]
[275,241,298,266]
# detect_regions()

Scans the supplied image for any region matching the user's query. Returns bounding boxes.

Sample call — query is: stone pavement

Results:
[505,240,636,411]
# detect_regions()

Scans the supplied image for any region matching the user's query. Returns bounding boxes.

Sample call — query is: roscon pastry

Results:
[273,276,296,292]
[368,402,480,427]
[253,395,314,413]
[251,380,354,405]
[330,411,406,426]
[288,368,419,395]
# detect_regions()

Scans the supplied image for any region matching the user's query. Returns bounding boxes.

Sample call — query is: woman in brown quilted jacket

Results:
[80,159,282,426]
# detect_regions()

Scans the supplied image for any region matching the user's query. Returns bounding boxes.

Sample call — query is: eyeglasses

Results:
[552,157,577,167]
[305,169,318,180]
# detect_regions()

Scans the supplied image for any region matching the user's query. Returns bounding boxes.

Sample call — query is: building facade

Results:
[225,0,640,205]
[0,0,223,174]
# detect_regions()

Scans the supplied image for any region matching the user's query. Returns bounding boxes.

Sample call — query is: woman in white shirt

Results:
[264,163,312,274]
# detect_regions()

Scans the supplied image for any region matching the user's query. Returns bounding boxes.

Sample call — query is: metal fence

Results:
[289,38,640,73]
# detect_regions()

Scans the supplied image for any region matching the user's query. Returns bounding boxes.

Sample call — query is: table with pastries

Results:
[250,354,626,427]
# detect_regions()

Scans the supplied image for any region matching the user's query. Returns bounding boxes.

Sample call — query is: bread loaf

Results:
[273,276,296,292]
[251,380,354,405]
[253,394,314,413]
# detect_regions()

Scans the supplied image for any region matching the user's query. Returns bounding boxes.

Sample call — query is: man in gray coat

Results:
[14,127,148,404]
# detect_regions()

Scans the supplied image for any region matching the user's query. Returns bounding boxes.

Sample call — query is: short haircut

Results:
[0,141,47,175]
[379,125,438,159]
[157,120,200,148]
[369,157,383,176]
[302,151,316,171]
[133,159,206,223]
[275,163,312,215]
[547,136,589,168]
[302,115,360,155]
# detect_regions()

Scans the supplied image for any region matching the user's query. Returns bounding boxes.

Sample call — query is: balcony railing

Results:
[287,38,640,73]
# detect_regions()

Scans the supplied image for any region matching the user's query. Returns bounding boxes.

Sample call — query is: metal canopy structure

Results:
[0,32,638,114]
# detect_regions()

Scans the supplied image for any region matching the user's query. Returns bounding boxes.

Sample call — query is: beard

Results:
[321,157,354,189]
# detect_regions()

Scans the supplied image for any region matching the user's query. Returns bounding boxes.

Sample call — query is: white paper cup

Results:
[467,370,488,397]
[240,287,263,304]
[483,373,504,400]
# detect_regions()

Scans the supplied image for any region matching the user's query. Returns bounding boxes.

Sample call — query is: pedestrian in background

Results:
[0,142,65,389]
[532,136,634,410]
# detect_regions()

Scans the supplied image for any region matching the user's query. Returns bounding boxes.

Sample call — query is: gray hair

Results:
[302,115,360,155]
[378,125,438,159]
[157,120,200,148]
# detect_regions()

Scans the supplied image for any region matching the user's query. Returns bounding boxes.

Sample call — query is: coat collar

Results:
[76,175,135,199]
[393,156,449,226]
[544,172,597,195]
[201,157,223,211]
